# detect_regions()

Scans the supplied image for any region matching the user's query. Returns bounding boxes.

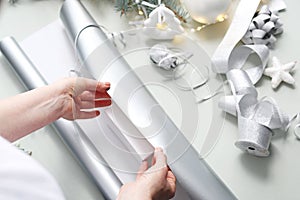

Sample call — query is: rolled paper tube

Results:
[0,36,46,89]
[235,116,272,157]
[0,36,122,200]
[60,0,107,62]
[60,0,237,199]
[226,69,257,96]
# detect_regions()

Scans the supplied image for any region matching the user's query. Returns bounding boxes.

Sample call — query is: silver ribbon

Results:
[211,0,292,156]
[211,0,261,74]
[218,46,291,157]
[242,5,283,49]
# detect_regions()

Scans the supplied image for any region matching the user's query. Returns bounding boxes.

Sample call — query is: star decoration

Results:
[264,56,297,89]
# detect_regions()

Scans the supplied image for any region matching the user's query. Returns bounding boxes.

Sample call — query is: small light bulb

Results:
[138,10,144,15]
[156,22,168,30]
[216,14,228,22]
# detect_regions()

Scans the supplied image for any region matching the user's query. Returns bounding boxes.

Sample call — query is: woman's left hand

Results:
[56,77,112,120]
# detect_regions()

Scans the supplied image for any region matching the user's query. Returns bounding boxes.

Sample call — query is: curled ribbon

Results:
[242,5,283,49]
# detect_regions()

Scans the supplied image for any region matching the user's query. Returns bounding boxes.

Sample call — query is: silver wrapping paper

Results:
[0,36,122,200]
[60,0,237,199]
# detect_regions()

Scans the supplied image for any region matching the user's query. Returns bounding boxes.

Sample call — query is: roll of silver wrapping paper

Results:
[60,0,237,199]
[0,36,122,200]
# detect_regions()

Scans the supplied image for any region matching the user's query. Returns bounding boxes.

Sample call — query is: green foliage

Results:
[164,0,190,23]
[114,0,134,15]
[114,0,190,22]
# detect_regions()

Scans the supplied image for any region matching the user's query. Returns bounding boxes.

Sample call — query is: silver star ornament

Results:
[264,56,297,89]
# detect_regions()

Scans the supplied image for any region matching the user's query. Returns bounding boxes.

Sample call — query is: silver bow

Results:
[242,5,283,49]
[149,44,193,70]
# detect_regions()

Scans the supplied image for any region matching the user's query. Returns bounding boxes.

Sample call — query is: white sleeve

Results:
[0,136,65,200]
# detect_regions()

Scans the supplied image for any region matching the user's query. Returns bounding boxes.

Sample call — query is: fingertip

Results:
[96,82,110,91]
[155,147,163,152]
[104,82,111,88]
[96,110,101,116]
[153,148,167,166]
[168,170,176,181]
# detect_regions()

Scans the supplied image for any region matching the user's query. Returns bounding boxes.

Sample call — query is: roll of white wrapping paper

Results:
[60,0,237,199]
[0,36,123,200]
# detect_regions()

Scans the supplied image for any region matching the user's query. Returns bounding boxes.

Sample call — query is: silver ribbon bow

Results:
[242,5,283,49]
[149,44,193,70]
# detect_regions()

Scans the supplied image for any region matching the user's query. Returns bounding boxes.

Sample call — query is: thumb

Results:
[149,148,167,176]
[152,147,167,167]
[136,161,148,180]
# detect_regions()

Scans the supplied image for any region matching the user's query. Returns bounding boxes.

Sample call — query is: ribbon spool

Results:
[221,69,272,157]
[220,68,290,157]
[236,116,272,156]
[219,47,289,157]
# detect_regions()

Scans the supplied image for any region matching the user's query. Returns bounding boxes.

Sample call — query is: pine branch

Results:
[163,0,190,23]
[114,0,134,15]
[114,0,190,23]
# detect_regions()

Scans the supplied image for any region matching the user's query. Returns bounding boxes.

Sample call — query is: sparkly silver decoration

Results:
[220,69,290,156]
[242,5,283,48]
[149,44,195,71]
[217,45,292,157]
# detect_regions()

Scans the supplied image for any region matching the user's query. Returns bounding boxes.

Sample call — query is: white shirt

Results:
[0,136,65,200]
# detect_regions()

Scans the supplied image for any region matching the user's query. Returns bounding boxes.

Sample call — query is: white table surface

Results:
[1,0,300,199]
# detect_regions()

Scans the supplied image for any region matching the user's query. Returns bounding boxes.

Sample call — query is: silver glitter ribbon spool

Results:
[223,69,272,156]
[236,116,272,156]
[220,68,290,157]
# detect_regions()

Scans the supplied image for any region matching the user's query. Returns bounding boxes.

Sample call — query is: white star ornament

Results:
[264,56,297,89]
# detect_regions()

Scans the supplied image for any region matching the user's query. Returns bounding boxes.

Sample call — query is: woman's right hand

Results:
[117,148,176,200]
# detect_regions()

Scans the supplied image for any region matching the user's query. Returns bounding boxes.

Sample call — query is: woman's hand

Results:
[0,77,111,142]
[117,148,176,200]
[55,77,111,120]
